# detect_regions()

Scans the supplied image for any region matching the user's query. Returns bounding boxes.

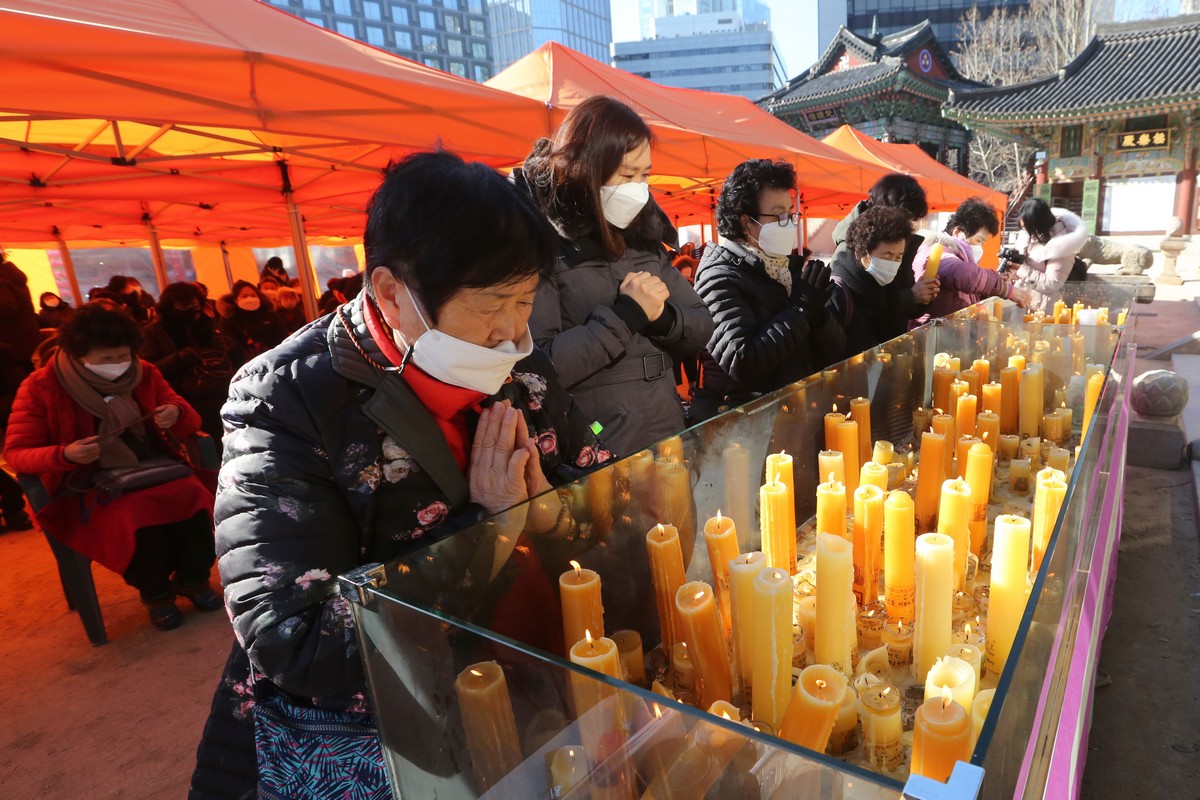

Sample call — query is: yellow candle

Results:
[986,515,1032,676]
[815,532,854,676]
[913,407,935,441]
[932,413,955,477]
[972,358,990,386]
[960,368,982,399]
[646,524,686,654]
[883,491,916,623]
[703,512,740,634]
[612,630,645,685]
[778,664,848,751]
[981,381,1003,416]
[850,397,872,466]
[963,443,994,559]
[932,367,954,413]
[588,465,615,537]
[857,602,886,651]
[751,568,794,729]
[1009,354,1026,373]
[924,655,977,714]
[936,478,973,592]
[454,661,522,792]
[882,617,913,669]
[729,551,766,692]
[568,632,629,777]
[949,643,984,690]
[1031,475,1068,573]
[1042,411,1063,444]
[1019,364,1044,440]
[816,475,847,540]
[1117,310,1128,326]
[1019,437,1042,470]
[1082,371,1104,437]
[828,683,860,756]
[1070,333,1086,375]
[824,410,846,451]
[641,700,747,800]
[915,431,946,532]
[975,411,1000,452]
[853,485,885,605]
[955,393,978,441]
[675,582,733,708]
[926,241,944,281]
[1052,299,1066,322]
[971,688,996,744]
[836,419,861,494]
[655,459,696,563]
[999,366,1020,435]
[765,451,795,496]
[723,443,753,552]
[998,434,1020,462]
[629,449,655,505]
[860,461,889,492]
[1048,446,1070,473]
[658,435,685,464]
[760,481,796,574]
[560,560,604,655]
[949,379,969,417]
[796,595,818,663]
[872,440,896,467]
[1009,458,1032,495]
[954,435,980,479]
[858,680,905,772]
[912,691,973,783]
[914,532,955,683]
[818,449,845,486]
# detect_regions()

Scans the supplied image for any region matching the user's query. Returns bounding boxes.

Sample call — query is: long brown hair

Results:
[534,96,652,260]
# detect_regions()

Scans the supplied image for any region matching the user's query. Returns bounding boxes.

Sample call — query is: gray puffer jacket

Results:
[517,145,715,456]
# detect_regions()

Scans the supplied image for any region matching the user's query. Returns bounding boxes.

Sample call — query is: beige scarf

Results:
[54,349,146,469]
[721,236,792,293]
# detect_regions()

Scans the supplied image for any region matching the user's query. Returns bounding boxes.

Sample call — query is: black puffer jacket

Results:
[190,292,609,799]
[827,249,913,358]
[832,199,923,322]
[692,241,845,419]
[0,258,41,367]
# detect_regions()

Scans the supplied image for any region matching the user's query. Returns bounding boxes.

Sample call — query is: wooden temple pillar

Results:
[1174,115,1198,235]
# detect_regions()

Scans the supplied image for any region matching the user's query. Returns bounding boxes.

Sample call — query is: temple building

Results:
[760,21,981,175]
[945,14,1200,236]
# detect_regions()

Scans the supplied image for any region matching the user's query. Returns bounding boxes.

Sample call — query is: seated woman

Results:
[222,280,288,361]
[692,158,845,419]
[912,197,1031,323]
[1011,198,1089,313]
[37,292,75,329]
[4,306,219,630]
[828,206,939,357]
[190,152,611,800]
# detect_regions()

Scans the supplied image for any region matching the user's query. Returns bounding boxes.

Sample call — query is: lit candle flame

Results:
[693,590,705,602]
[584,629,594,645]
[935,408,944,415]
[716,509,723,523]
[815,679,827,690]
[882,686,892,697]
[743,554,754,564]
[832,403,838,413]
[941,685,954,709]
[964,622,973,636]
[867,609,876,618]
[961,647,971,657]
[653,704,662,719]
[570,560,582,577]
[469,669,484,678]
[656,523,665,535]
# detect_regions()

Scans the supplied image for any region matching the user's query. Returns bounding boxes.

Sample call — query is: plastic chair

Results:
[17,431,219,646]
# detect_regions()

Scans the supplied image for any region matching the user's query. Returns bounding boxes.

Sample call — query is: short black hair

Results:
[716,159,797,240]
[59,305,143,357]
[1019,198,1056,245]
[105,275,140,294]
[265,256,284,270]
[846,206,914,259]
[364,151,558,321]
[946,197,1000,238]
[158,282,205,312]
[867,173,928,221]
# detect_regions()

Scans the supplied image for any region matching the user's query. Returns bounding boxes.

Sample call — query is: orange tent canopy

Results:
[488,43,886,221]
[821,125,1008,215]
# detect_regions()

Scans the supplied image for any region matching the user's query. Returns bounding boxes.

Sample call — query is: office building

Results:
[635,0,769,38]
[264,0,496,83]
[845,0,1030,52]
[817,0,847,53]
[613,4,786,99]
[489,0,612,71]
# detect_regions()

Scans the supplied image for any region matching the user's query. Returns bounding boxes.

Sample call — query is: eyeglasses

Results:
[755,211,800,227]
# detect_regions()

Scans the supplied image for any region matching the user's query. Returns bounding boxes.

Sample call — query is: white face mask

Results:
[600,182,650,229]
[237,296,261,312]
[970,244,985,262]
[865,256,901,285]
[398,284,533,395]
[82,360,132,381]
[753,218,798,258]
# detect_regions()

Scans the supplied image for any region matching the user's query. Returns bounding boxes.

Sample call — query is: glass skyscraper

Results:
[844,0,1030,51]
[488,0,612,71]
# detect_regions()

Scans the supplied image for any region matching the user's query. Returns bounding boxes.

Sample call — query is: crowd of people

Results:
[0,96,1093,800]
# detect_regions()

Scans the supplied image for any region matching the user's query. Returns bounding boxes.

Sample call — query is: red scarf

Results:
[363,299,485,471]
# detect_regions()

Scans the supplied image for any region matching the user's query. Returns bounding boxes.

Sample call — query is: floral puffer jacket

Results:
[190,293,609,799]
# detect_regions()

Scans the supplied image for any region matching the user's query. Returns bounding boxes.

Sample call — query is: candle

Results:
[729,552,766,692]
[954,435,980,479]
[641,700,746,800]
[912,690,973,783]
[612,630,645,685]
[999,366,1020,435]
[629,450,655,505]
[1052,299,1066,322]
[964,443,994,558]
[872,440,896,467]
[986,515,1032,676]
[646,524,687,654]
[777,665,848,751]
[1019,437,1042,470]
[818,449,846,486]
[1009,458,1032,494]
[560,560,604,655]
[1117,310,1128,326]
[723,443,753,551]
[760,481,796,574]
[932,413,955,477]
[828,683,860,756]
[704,512,740,634]
[675,582,734,708]
[972,358,990,386]
[926,241,944,281]
[1019,364,1044,440]
[671,642,694,692]
[815,532,854,676]
[936,478,973,591]
[1031,474,1068,573]
[1048,446,1070,473]
[882,618,913,669]
[857,601,886,651]
[915,431,946,532]
[568,632,629,782]
[1082,371,1104,437]
[549,746,586,799]
[589,465,615,537]
[751,568,794,729]
[949,379,969,419]
[914,533,955,683]
[924,655,977,714]
[955,393,978,441]
[658,435,685,464]
[884,491,916,623]
[824,409,846,451]
[981,382,1002,416]
[1042,411,1064,444]
[849,397,872,466]
[913,407,935,441]
[949,643,984,689]
[998,434,1020,462]
[853,485,885,604]
[454,661,523,792]
[856,645,891,681]
[1009,354,1026,373]
[836,419,861,494]
[569,631,623,685]
[1070,333,1086,375]
[796,595,818,664]
[971,689,996,744]
[816,475,848,540]
[975,411,1000,453]
[858,680,905,771]
[931,367,954,414]
[961,368,982,399]
[860,461,889,492]
[655,459,695,563]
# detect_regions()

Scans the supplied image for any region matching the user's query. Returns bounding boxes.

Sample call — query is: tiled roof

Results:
[764,61,902,106]
[946,14,1200,122]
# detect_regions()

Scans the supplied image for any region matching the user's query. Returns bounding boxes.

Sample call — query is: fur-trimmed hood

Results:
[1016,208,1088,261]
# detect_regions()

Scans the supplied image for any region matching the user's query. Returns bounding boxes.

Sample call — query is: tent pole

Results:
[800,207,809,251]
[52,227,84,307]
[278,161,319,320]
[142,213,169,294]
[219,240,234,292]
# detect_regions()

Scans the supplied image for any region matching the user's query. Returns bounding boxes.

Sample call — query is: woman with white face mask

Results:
[4,305,218,631]
[221,280,287,361]
[690,158,846,421]
[515,96,714,456]
[191,152,614,800]
[828,206,940,358]
[912,197,1031,325]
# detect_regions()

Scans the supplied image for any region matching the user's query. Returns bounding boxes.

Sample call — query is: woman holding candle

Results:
[692,159,845,420]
